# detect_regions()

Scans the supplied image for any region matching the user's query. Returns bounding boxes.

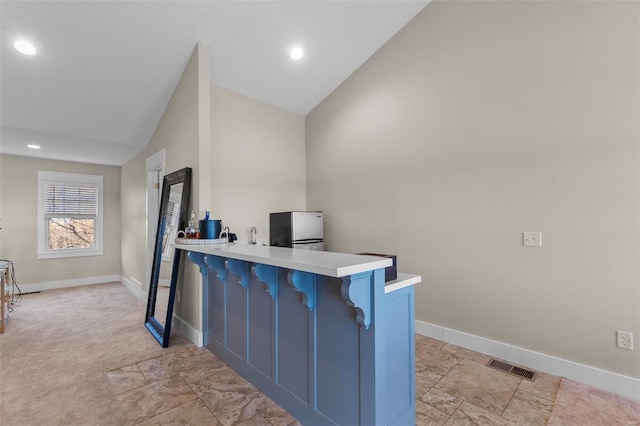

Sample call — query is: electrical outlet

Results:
[616,330,634,350]
[523,232,542,247]
[176,290,181,303]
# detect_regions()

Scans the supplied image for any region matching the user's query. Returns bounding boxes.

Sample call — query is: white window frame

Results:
[37,171,104,259]
[161,191,181,262]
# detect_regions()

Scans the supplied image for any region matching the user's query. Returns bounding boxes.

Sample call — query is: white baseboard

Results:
[120,276,144,299]
[119,276,201,347]
[415,320,640,401]
[172,313,203,347]
[19,274,122,294]
[120,276,202,347]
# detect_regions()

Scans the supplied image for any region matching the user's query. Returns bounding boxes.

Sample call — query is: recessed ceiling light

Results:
[27,144,41,149]
[290,46,304,61]
[15,40,36,56]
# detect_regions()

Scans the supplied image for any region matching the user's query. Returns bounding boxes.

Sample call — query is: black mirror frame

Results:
[145,167,192,347]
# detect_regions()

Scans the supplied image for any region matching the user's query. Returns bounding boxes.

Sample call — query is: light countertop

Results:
[384,273,422,293]
[176,242,392,278]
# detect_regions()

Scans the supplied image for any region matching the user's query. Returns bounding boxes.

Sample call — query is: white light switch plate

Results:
[523,232,542,247]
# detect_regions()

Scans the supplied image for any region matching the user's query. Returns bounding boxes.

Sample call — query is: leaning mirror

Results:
[145,167,192,347]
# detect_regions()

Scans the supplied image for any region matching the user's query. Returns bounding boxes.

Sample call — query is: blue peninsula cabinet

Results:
[177,243,421,426]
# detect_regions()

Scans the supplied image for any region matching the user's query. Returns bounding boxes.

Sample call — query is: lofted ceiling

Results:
[0,1,429,166]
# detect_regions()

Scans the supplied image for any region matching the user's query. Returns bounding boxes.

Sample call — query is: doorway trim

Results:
[146,149,166,295]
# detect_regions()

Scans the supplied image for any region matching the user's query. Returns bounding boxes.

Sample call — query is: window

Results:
[161,194,180,261]
[37,171,104,259]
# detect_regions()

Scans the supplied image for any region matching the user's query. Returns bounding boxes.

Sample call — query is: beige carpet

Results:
[0,282,193,425]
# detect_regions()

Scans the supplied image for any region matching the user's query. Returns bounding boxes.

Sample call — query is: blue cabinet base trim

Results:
[207,339,335,426]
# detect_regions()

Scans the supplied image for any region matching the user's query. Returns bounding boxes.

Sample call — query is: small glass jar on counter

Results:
[185,210,199,239]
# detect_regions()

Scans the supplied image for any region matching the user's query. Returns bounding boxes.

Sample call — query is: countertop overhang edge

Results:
[176,243,393,278]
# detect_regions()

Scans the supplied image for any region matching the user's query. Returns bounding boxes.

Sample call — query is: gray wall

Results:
[306,1,639,378]
[0,155,121,283]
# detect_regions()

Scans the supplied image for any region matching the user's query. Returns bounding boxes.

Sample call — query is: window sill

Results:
[38,249,104,260]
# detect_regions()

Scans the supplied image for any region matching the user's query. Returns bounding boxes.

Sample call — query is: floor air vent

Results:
[486,359,537,381]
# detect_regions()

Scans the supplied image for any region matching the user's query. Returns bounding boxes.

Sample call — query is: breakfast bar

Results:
[177,243,421,426]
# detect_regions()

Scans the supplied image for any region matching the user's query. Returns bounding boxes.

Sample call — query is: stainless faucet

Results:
[250,226,257,245]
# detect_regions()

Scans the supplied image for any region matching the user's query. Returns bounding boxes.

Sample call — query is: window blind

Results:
[44,184,97,215]
[166,200,179,226]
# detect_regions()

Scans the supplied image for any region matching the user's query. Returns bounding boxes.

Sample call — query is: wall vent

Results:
[487,359,537,381]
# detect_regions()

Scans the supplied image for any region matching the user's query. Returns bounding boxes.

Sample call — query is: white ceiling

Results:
[0,1,429,166]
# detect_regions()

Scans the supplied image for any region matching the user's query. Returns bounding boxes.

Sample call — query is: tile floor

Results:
[106,334,639,425]
[414,335,556,425]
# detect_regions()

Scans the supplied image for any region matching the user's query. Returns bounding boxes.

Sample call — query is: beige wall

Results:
[210,85,306,243]
[121,44,210,329]
[306,1,640,378]
[0,155,121,283]
[119,45,306,339]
